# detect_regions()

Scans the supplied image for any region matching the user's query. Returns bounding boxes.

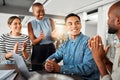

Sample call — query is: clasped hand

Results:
[45,59,60,73]
[88,35,110,61]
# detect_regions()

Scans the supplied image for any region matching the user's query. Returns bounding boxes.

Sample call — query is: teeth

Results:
[72,30,77,31]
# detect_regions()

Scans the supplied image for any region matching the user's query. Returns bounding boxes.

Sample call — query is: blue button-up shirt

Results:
[47,33,100,80]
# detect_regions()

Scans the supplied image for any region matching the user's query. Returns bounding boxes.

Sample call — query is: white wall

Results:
[0,13,30,36]
[97,5,109,46]
[0,13,12,35]
[85,21,97,37]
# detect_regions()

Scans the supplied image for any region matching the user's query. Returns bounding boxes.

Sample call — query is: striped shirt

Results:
[0,33,31,64]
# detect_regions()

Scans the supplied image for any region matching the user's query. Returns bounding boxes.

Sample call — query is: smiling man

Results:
[88,1,120,80]
[45,13,100,80]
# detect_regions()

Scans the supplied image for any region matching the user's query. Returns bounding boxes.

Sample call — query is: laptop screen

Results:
[12,53,30,80]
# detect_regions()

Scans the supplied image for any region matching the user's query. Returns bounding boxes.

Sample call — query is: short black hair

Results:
[65,13,81,22]
[32,2,43,7]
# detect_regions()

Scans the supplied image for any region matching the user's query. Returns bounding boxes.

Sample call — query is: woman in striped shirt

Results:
[0,16,31,64]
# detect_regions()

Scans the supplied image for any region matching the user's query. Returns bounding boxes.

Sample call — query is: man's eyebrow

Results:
[67,22,72,24]
[76,20,80,23]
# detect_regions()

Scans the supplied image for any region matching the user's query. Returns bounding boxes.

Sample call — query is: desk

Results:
[0,64,20,80]
[0,64,16,70]
[0,64,83,80]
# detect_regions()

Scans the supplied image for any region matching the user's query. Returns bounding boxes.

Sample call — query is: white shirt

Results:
[102,43,120,80]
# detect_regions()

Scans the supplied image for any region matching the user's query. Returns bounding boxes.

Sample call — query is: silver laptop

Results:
[0,69,15,80]
[12,53,74,80]
[12,53,35,80]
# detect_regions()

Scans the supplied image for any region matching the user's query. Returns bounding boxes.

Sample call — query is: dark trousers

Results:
[31,43,55,71]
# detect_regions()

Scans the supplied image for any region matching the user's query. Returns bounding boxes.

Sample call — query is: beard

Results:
[108,27,118,34]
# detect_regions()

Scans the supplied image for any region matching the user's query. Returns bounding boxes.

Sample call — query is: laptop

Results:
[0,69,15,80]
[12,53,73,80]
[12,53,38,80]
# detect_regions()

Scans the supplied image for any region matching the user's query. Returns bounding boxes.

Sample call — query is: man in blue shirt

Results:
[45,13,100,80]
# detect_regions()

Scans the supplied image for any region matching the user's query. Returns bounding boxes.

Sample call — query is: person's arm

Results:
[45,59,60,72]
[102,45,113,73]
[28,22,45,45]
[95,58,113,80]
[22,50,28,59]
[44,42,66,72]
[0,35,11,59]
[94,57,109,77]
[0,36,12,64]
[0,37,7,58]
[49,18,57,40]
[50,18,55,31]
[46,39,98,76]
[21,42,28,59]
[21,36,31,60]
[103,56,113,73]
[60,42,97,76]
[46,42,65,62]
[88,35,110,78]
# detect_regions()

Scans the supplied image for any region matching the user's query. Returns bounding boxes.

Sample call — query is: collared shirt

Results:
[101,68,120,80]
[102,43,120,80]
[47,33,100,80]
[101,75,111,80]
[106,34,119,62]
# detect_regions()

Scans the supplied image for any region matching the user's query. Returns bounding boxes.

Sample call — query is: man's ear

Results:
[115,17,120,25]
[114,17,119,27]
[118,17,120,25]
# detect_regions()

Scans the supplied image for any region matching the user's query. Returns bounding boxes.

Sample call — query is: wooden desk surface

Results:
[0,64,17,70]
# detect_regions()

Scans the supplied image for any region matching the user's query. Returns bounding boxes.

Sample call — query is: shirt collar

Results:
[8,33,23,38]
[69,32,83,43]
[35,17,45,22]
